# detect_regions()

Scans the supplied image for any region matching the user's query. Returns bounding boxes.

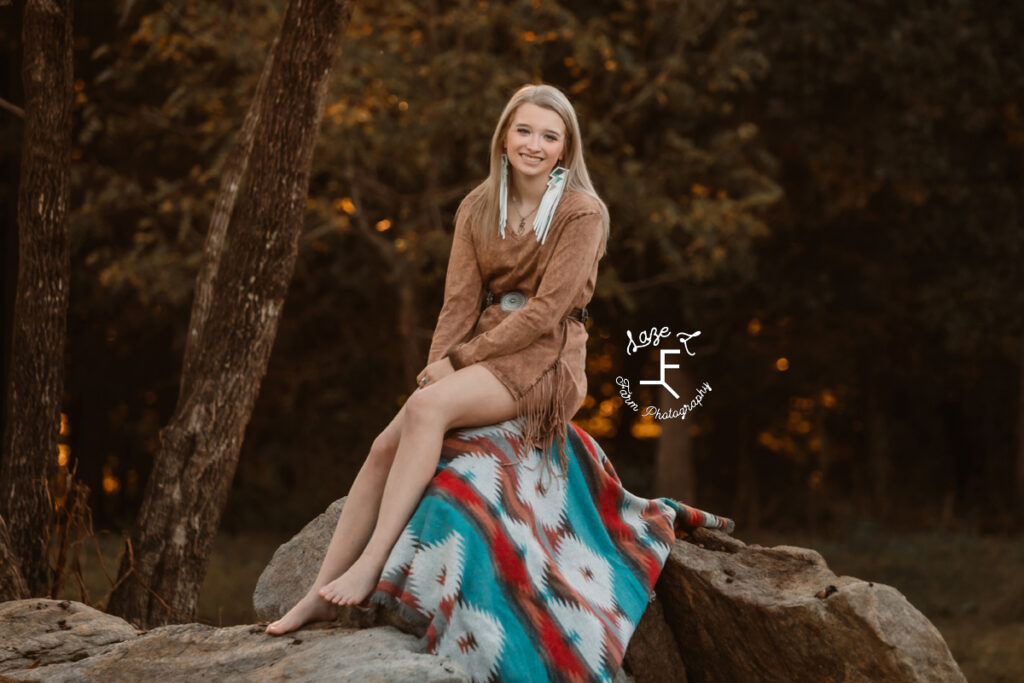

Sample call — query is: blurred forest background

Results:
[3,0,1023,537]
[2,0,1023,676]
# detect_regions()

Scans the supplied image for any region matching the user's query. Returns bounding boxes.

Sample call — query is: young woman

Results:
[266,83,609,636]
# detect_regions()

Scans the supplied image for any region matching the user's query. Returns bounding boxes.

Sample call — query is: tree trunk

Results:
[0,514,29,601]
[105,0,355,628]
[1017,344,1024,518]
[0,0,74,597]
[656,365,696,503]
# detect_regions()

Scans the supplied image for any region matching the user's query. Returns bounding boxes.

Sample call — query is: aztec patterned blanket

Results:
[369,418,735,683]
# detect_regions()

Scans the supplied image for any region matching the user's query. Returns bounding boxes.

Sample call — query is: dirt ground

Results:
[54,529,1023,682]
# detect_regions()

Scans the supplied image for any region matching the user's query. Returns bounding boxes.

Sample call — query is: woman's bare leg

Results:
[318,364,517,606]
[265,396,413,635]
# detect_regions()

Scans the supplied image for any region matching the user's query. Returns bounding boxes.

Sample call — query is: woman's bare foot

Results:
[317,553,384,606]
[264,591,340,635]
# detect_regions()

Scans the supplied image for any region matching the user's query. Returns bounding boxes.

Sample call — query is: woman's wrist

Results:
[446,344,468,370]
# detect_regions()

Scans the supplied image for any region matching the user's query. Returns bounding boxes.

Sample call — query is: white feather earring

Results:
[498,153,509,239]
[532,164,568,245]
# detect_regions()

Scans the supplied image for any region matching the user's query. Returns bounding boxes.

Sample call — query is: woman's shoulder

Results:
[454,183,489,228]
[556,190,609,257]
[460,182,489,211]
[559,189,604,217]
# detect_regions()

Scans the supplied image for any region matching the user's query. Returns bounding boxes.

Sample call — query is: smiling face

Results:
[503,102,568,184]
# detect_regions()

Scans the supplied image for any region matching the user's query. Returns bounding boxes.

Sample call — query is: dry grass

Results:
[52,530,289,627]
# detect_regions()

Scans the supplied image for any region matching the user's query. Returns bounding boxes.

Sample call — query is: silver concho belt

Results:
[482,289,589,323]
[500,290,527,312]
[483,289,527,312]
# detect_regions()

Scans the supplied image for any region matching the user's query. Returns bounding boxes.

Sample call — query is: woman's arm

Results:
[426,209,484,366]
[447,209,604,369]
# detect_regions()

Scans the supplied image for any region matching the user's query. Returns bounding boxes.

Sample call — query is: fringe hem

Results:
[501,335,574,495]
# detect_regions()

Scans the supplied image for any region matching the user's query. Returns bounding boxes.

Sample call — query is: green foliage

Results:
[14,0,1017,530]
[56,0,783,528]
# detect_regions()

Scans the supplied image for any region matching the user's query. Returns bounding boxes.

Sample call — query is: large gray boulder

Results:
[0,598,465,682]
[256,497,966,683]
[252,497,343,624]
[250,496,635,681]
[0,599,137,671]
[642,528,967,683]
[0,496,965,683]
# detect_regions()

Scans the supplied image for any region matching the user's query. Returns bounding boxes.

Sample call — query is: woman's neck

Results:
[509,172,547,207]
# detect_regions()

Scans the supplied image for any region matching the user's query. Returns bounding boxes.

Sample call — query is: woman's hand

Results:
[415,357,455,390]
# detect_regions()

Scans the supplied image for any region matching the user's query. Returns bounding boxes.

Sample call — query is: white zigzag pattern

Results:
[553,532,615,612]
[619,494,648,542]
[620,493,671,550]
[514,449,568,531]
[453,419,520,444]
[546,595,610,681]
[435,600,506,683]
[380,524,419,584]
[653,499,678,546]
[407,530,466,608]
[448,452,503,508]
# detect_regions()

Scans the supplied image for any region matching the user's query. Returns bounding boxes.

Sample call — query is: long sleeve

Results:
[448,209,603,369]
[426,211,484,366]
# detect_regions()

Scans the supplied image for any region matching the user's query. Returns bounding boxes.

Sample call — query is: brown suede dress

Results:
[426,186,606,480]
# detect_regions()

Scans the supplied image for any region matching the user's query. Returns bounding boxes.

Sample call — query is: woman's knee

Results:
[402,387,444,426]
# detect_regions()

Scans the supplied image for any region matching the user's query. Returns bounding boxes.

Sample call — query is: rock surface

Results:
[0,599,137,671]
[0,598,465,682]
[0,496,965,682]
[255,497,965,682]
[622,596,689,682]
[251,496,414,634]
[252,496,636,681]
[649,528,966,683]
[252,497,342,624]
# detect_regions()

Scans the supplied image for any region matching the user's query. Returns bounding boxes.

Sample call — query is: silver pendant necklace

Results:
[510,196,538,233]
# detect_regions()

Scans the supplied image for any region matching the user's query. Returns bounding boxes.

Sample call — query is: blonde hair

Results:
[458,84,609,256]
